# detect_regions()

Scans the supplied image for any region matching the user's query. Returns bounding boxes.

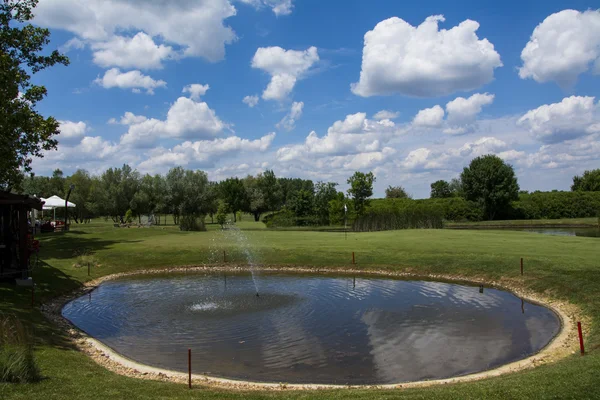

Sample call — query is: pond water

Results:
[509,228,600,237]
[63,272,560,385]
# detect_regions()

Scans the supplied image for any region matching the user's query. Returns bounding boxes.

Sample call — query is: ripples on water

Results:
[63,273,560,385]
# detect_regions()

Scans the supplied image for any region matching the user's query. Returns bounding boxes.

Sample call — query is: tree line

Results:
[382,156,600,225]
[21,156,600,230]
[21,166,379,230]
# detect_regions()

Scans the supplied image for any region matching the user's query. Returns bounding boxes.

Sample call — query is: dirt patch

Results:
[41,264,586,391]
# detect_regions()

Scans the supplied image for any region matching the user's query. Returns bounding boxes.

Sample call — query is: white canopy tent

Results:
[40,195,76,221]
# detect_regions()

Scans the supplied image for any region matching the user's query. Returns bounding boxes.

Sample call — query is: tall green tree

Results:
[166,167,186,224]
[49,169,65,196]
[0,0,69,191]
[347,171,376,216]
[461,155,519,220]
[22,174,50,198]
[328,191,349,225]
[279,177,314,206]
[385,185,410,199]
[258,169,282,214]
[430,180,452,198]
[243,175,267,222]
[65,169,93,223]
[95,165,140,222]
[449,177,465,198]
[289,189,314,224]
[314,181,338,225]
[179,170,210,231]
[572,169,600,192]
[219,177,248,222]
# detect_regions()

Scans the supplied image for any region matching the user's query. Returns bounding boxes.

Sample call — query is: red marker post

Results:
[188,348,192,388]
[223,250,226,263]
[352,252,355,265]
[578,322,585,355]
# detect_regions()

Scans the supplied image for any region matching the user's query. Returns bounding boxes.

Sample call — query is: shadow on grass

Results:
[2,232,142,356]
[0,263,80,352]
[38,234,142,260]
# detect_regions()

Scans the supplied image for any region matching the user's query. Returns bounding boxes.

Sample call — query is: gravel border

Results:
[41,264,584,391]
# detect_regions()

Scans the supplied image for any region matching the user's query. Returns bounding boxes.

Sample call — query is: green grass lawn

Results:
[2,219,600,399]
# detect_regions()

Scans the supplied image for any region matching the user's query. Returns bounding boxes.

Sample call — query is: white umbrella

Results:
[40,195,76,221]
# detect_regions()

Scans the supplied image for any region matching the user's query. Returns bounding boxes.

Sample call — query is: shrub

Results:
[215,202,228,228]
[429,197,484,222]
[264,210,296,228]
[353,200,444,231]
[370,197,484,223]
[124,209,133,223]
[511,191,600,219]
[179,215,206,231]
[0,314,40,383]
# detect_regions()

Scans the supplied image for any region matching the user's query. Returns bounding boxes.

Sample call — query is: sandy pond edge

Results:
[41,264,585,391]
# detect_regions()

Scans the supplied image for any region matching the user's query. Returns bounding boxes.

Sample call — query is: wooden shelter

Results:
[0,192,43,279]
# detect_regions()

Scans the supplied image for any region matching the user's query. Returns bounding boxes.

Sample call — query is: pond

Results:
[508,228,600,237]
[63,272,560,385]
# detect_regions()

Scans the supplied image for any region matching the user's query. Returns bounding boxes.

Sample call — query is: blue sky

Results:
[30,0,600,198]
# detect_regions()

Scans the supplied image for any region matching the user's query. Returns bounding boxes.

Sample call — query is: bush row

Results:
[508,191,600,220]
[263,191,600,227]
[369,198,483,223]
[370,191,600,222]
[353,200,444,231]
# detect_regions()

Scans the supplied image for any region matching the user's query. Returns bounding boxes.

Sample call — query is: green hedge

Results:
[264,191,600,227]
[370,191,600,222]
[509,191,600,219]
[369,197,483,223]
[354,200,444,231]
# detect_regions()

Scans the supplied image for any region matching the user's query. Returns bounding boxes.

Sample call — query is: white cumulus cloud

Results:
[109,112,148,125]
[58,121,88,144]
[373,110,400,120]
[243,95,259,107]
[240,0,293,16]
[94,68,167,94]
[519,9,600,88]
[251,46,319,101]
[411,93,495,134]
[183,84,210,100]
[351,15,502,97]
[137,133,276,172]
[276,101,304,131]
[276,112,399,166]
[34,0,237,62]
[120,96,227,147]
[401,137,510,171]
[91,32,173,70]
[517,96,600,143]
[446,93,495,125]
[412,105,445,128]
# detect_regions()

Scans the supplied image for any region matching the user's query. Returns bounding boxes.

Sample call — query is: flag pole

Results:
[344,203,347,240]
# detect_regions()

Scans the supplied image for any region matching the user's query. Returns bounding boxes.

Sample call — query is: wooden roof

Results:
[0,192,44,210]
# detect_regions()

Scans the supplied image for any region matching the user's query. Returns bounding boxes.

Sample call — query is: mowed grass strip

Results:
[1,219,600,399]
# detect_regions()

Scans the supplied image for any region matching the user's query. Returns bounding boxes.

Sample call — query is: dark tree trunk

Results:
[254,212,261,222]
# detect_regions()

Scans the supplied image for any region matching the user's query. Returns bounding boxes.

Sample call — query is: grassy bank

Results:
[1,219,600,399]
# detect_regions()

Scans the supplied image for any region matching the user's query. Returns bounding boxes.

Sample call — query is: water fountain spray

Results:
[220,219,261,297]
